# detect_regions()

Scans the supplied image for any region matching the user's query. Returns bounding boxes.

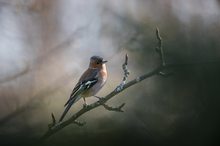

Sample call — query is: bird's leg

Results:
[83,97,88,108]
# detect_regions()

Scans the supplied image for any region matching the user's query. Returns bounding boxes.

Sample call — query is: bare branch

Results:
[156,27,165,66]
[41,68,165,140]
[51,113,56,124]
[41,28,168,140]
[48,113,56,129]
[116,53,130,92]
[102,103,125,112]
[122,54,130,83]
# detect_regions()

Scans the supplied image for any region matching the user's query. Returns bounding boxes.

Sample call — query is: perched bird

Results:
[59,56,108,122]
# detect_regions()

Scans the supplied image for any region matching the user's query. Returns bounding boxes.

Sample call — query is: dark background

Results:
[0,0,220,146]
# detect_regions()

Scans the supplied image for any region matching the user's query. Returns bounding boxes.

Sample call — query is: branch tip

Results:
[155,27,165,66]
[48,113,56,129]
[51,113,56,124]
[125,54,128,65]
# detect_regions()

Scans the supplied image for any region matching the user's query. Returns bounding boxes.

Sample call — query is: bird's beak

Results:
[102,60,108,64]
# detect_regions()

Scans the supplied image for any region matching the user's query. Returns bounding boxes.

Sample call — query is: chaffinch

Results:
[59,56,108,122]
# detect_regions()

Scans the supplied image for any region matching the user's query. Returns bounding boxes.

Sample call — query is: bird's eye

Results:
[96,62,100,64]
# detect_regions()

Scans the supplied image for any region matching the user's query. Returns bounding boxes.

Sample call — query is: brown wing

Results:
[64,68,99,106]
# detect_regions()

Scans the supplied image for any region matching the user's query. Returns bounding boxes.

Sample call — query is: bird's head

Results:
[89,56,107,69]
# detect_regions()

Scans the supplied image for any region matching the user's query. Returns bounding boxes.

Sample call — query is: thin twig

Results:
[122,54,129,82]
[48,113,56,128]
[116,54,130,92]
[156,27,165,66]
[102,103,125,112]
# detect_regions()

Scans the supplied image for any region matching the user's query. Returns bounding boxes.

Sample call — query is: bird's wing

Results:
[59,77,98,122]
[64,68,99,107]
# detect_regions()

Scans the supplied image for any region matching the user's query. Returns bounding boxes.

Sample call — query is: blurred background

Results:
[0,0,220,146]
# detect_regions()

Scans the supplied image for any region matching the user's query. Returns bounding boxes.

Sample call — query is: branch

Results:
[155,27,172,77]
[41,28,167,140]
[102,103,125,112]
[156,27,165,66]
[116,54,130,92]
[48,113,56,128]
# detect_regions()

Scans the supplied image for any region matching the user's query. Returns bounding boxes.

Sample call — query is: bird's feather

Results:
[59,78,98,122]
[64,68,99,107]
[64,78,98,106]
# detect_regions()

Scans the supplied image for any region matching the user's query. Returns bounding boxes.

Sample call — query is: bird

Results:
[59,56,108,122]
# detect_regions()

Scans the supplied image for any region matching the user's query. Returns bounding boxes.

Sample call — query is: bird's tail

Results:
[59,103,71,122]
[59,98,77,122]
